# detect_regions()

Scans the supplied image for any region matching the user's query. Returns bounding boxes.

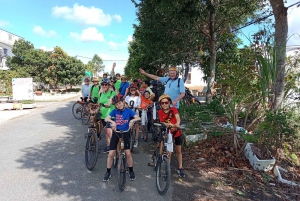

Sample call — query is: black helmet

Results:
[112,94,124,104]
[101,78,110,85]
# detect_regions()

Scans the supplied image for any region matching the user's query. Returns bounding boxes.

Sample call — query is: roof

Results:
[0,28,24,39]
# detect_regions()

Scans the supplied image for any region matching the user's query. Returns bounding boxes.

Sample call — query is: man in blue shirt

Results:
[81,77,91,101]
[119,75,130,96]
[139,67,185,108]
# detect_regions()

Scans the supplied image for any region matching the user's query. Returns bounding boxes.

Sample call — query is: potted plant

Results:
[244,110,297,172]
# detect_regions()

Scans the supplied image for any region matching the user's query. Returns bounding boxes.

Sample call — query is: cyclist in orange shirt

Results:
[137,90,153,141]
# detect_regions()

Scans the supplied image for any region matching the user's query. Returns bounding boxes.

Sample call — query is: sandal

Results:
[148,162,155,167]
[143,135,148,142]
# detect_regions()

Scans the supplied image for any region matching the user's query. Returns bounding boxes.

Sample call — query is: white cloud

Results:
[107,35,132,49]
[33,26,57,37]
[0,20,10,27]
[70,27,105,42]
[39,46,54,52]
[127,35,133,42]
[52,3,122,26]
[112,14,122,23]
[287,0,300,45]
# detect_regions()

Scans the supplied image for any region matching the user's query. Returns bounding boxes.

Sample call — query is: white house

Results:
[0,28,23,70]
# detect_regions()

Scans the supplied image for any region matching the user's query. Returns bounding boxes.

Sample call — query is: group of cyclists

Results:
[80,65,186,182]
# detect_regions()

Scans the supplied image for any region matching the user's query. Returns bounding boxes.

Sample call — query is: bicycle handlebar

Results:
[153,123,185,130]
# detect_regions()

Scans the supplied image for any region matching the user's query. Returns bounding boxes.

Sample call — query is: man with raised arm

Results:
[139,67,185,108]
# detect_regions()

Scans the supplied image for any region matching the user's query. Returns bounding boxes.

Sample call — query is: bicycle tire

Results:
[144,122,149,142]
[113,150,119,168]
[153,149,160,171]
[118,155,126,191]
[81,106,90,125]
[85,131,99,171]
[96,120,103,138]
[156,156,171,195]
[130,129,135,153]
[152,125,159,142]
[72,102,82,119]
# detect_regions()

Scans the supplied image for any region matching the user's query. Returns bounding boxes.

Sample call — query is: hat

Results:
[169,66,177,71]
[158,94,172,103]
[92,78,99,82]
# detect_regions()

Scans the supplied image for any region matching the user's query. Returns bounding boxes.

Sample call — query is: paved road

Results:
[0,100,173,201]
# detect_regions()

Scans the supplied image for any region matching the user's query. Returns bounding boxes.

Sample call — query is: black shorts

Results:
[109,131,131,150]
[101,119,107,127]
[174,135,182,146]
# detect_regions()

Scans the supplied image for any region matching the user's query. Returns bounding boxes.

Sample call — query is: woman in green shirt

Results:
[98,78,116,153]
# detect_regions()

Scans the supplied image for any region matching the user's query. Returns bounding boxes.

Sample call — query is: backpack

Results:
[165,77,181,88]
[91,85,100,92]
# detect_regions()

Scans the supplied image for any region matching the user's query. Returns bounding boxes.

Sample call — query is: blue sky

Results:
[0,0,137,74]
[0,0,299,75]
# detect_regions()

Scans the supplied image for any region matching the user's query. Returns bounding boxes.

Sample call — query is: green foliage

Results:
[254,109,298,158]
[206,98,226,115]
[128,0,261,77]
[5,40,87,90]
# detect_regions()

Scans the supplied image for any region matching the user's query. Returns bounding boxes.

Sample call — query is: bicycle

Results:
[129,120,140,153]
[137,106,150,142]
[110,127,131,191]
[72,97,88,120]
[81,98,100,125]
[84,102,103,171]
[151,123,185,195]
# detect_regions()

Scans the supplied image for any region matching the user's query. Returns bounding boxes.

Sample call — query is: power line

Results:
[74,55,127,61]
[233,1,300,32]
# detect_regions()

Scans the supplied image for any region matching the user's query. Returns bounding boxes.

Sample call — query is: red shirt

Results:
[158,107,181,137]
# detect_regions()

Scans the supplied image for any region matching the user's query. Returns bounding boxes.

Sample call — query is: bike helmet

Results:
[112,94,124,104]
[101,78,110,85]
[158,94,172,103]
[129,83,137,89]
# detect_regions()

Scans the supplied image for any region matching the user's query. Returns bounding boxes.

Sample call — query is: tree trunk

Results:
[207,0,216,103]
[183,62,190,83]
[269,0,288,110]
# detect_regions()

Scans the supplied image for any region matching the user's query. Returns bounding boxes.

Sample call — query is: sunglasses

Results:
[101,84,108,86]
[160,101,169,105]
[130,88,136,91]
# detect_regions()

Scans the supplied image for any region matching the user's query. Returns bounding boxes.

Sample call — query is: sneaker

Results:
[102,146,109,153]
[129,171,136,181]
[103,172,111,182]
[133,140,138,148]
[177,168,185,178]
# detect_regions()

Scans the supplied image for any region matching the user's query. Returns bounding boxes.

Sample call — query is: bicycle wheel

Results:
[118,155,126,191]
[156,156,171,195]
[152,125,159,142]
[113,150,119,168]
[129,129,135,152]
[96,120,103,138]
[85,131,99,171]
[152,149,160,171]
[72,102,82,119]
[81,106,90,125]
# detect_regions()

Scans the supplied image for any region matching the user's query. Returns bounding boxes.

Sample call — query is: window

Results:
[8,34,12,40]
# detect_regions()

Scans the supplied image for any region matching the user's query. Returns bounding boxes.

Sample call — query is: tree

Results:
[269,0,288,110]
[86,54,105,77]
[56,56,85,89]
[129,0,262,100]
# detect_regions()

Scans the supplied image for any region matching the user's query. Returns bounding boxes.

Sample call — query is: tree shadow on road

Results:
[15,101,167,201]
